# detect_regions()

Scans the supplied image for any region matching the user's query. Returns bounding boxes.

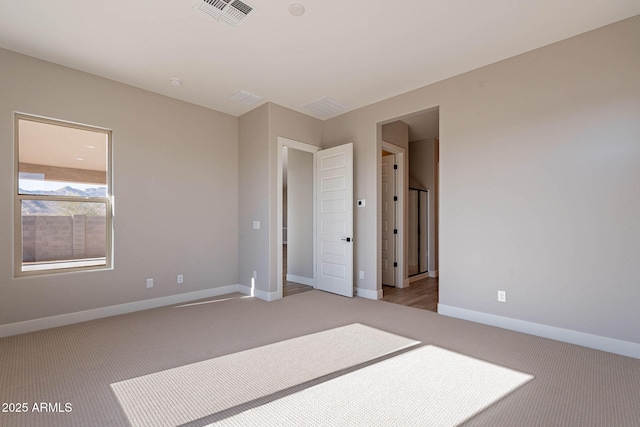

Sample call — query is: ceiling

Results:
[1,1,638,119]
[403,109,440,142]
[19,118,108,172]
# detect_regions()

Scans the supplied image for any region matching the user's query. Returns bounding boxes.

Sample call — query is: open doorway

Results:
[277,137,355,299]
[280,141,316,298]
[277,137,332,299]
[379,107,440,312]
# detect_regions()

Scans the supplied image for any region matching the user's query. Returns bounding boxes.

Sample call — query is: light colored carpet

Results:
[111,323,419,427]
[210,345,533,426]
[1,290,640,426]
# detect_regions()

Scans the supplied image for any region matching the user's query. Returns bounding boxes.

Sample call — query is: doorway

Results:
[276,138,354,299]
[277,138,319,299]
[379,107,440,312]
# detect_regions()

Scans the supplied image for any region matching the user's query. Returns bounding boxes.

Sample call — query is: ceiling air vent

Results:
[229,90,262,105]
[195,0,254,27]
[302,97,349,120]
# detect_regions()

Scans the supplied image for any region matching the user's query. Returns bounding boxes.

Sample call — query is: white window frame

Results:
[14,113,113,276]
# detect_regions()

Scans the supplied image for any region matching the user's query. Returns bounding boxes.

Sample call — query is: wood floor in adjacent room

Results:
[382,277,439,312]
[283,281,314,297]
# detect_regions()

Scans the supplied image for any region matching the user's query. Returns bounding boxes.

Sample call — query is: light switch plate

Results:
[253,221,260,230]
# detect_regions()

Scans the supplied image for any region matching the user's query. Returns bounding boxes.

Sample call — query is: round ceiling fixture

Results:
[289,4,305,16]
[170,78,183,86]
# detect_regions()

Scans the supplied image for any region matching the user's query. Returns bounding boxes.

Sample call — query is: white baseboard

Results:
[429,270,439,278]
[438,304,640,360]
[0,285,242,339]
[236,284,280,302]
[357,287,382,300]
[286,274,315,287]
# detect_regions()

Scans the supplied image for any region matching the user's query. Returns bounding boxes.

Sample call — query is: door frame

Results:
[379,140,407,291]
[381,152,397,287]
[276,136,321,299]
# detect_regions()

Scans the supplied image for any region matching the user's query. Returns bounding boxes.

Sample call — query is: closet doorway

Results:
[277,137,318,298]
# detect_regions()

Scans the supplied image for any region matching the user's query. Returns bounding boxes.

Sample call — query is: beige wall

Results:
[238,103,322,297]
[238,104,270,294]
[0,48,238,326]
[381,120,409,150]
[323,16,640,343]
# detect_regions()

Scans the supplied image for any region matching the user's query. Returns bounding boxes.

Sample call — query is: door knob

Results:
[341,237,352,242]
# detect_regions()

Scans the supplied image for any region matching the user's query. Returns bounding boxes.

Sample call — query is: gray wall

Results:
[0,48,239,326]
[322,16,640,343]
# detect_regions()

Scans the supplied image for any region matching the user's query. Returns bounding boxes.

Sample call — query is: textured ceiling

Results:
[1,1,638,119]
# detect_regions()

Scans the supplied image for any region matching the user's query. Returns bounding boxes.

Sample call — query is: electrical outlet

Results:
[497,290,506,302]
[359,270,365,280]
[177,274,184,284]
[146,278,154,289]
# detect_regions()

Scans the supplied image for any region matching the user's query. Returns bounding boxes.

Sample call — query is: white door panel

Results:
[316,143,353,297]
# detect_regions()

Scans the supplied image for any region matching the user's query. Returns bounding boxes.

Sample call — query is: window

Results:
[15,114,112,275]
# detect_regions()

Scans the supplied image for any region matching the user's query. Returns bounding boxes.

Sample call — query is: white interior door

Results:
[381,154,396,286]
[315,143,353,297]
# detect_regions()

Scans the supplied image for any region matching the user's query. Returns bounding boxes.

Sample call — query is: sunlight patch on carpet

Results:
[110,323,419,427]
[209,345,534,426]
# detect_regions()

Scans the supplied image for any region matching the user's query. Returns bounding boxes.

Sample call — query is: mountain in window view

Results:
[21,186,107,215]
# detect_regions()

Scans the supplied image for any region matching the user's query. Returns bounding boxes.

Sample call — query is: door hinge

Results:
[393,196,398,202]
[393,164,398,170]
[393,229,398,235]
[393,262,398,267]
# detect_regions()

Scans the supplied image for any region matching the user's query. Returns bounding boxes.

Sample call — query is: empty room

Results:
[1,1,640,426]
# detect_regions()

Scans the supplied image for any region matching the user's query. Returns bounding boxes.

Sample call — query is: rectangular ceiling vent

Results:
[195,0,254,27]
[229,90,262,106]
[302,97,349,120]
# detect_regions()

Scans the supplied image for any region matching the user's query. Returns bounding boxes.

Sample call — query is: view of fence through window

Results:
[16,115,112,274]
